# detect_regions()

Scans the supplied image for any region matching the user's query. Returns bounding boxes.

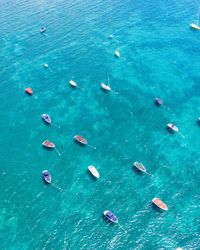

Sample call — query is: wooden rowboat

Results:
[152,198,168,211]
[42,140,55,148]
[25,88,33,95]
[74,135,87,145]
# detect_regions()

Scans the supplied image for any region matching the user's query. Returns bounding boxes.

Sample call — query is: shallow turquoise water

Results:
[1,0,200,249]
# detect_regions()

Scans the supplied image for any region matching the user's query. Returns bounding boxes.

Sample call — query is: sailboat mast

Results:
[197,7,200,26]
[107,73,110,87]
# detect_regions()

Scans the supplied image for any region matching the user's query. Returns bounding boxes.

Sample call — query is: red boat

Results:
[152,198,168,211]
[42,140,55,148]
[25,88,33,95]
[74,135,87,145]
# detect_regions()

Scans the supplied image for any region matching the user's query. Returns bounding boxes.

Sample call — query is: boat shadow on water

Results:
[101,88,110,93]
[154,101,162,107]
[74,139,86,147]
[102,215,116,226]
[87,170,98,181]
[196,120,200,126]
[42,145,54,151]
[41,118,50,126]
[151,202,165,213]
[25,91,32,96]
[166,127,175,134]
[42,177,51,186]
[132,166,143,175]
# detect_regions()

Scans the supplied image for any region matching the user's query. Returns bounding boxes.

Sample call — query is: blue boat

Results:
[42,114,51,124]
[104,210,118,223]
[40,27,46,33]
[155,98,163,105]
[42,170,51,184]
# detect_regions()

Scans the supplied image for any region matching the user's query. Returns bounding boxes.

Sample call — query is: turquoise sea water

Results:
[1,0,200,248]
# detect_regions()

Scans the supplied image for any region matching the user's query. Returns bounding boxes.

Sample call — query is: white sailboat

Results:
[115,48,120,57]
[190,7,200,30]
[101,73,111,91]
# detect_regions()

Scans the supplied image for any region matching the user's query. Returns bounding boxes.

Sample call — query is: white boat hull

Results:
[103,211,118,223]
[190,23,200,30]
[88,165,99,178]
[134,162,146,173]
[69,80,77,87]
[115,51,120,57]
[167,124,178,132]
[101,83,111,91]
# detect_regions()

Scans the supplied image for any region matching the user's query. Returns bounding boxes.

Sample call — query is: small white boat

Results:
[69,80,77,87]
[190,23,200,30]
[44,64,48,68]
[88,165,99,178]
[101,73,111,91]
[115,49,120,57]
[101,83,111,91]
[167,124,178,132]
[104,211,118,223]
[190,8,200,30]
[109,34,113,38]
[134,162,146,173]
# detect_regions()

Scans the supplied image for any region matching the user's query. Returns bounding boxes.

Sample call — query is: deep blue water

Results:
[0,0,200,248]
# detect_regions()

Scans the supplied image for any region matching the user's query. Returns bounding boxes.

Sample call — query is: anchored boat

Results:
[40,27,46,33]
[115,49,120,57]
[88,165,99,178]
[152,198,168,211]
[167,124,178,132]
[104,211,118,223]
[74,135,87,145]
[69,80,77,88]
[42,170,51,183]
[134,162,146,173]
[42,114,51,124]
[25,88,33,95]
[101,73,111,91]
[42,140,55,148]
[155,98,163,105]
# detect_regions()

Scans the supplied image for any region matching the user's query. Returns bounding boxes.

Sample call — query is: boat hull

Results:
[134,162,146,173]
[101,83,111,91]
[42,170,51,183]
[190,23,200,30]
[42,114,51,124]
[74,135,87,145]
[104,211,118,223]
[115,51,120,57]
[25,88,33,95]
[152,198,168,211]
[69,80,77,87]
[167,124,178,132]
[155,98,163,105]
[88,165,99,178]
[40,28,46,33]
[42,141,55,148]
